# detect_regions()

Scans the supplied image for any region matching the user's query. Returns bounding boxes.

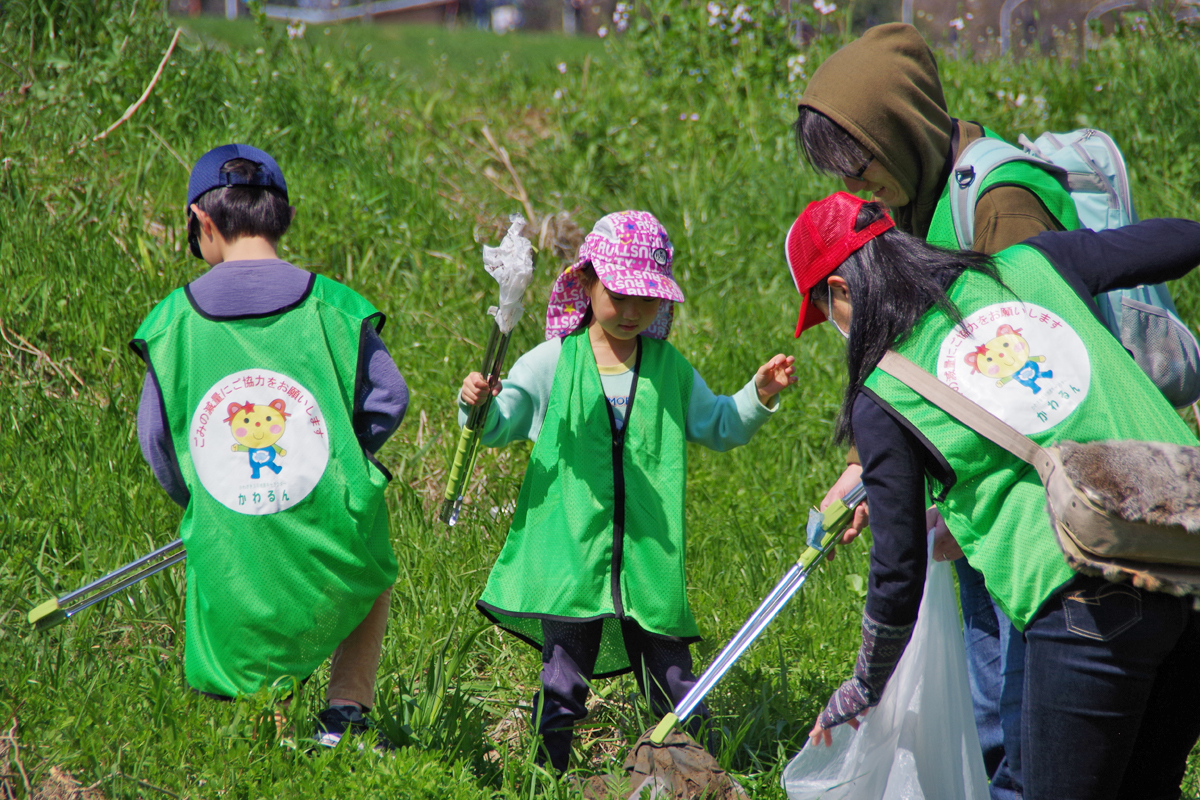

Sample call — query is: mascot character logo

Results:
[226,398,291,479]
[964,324,1054,394]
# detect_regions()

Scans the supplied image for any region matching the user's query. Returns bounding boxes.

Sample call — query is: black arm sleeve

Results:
[852,391,935,628]
[1024,219,1200,298]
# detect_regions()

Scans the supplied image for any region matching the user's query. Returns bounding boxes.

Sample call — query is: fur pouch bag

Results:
[880,351,1200,597]
[1038,441,1200,596]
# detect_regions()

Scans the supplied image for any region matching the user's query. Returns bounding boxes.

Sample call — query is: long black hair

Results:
[810,202,1002,443]
[793,107,871,179]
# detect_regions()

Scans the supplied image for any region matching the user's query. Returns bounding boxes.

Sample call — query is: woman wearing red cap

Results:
[786,191,1200,800]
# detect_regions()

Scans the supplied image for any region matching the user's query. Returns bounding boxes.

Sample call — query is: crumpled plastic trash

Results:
[483,213,535,334]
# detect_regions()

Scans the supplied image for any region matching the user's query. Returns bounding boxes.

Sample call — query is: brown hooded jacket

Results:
[800,23,1060,253]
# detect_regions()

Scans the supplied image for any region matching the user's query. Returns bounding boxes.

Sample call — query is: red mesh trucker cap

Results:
[784,192,895,337]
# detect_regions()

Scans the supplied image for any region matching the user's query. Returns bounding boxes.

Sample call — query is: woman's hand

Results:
[818,464,869,561]
[820,463,870,544]
[928,506,964,562]
[807,713,863,747]
[461,372,500,406]
[754,354,798,406]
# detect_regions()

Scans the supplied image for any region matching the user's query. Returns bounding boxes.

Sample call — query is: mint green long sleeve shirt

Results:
[458,337,777,449]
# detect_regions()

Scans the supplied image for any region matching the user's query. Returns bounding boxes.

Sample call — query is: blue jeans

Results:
[1022,575,1200,800]
[956,558,1024,800]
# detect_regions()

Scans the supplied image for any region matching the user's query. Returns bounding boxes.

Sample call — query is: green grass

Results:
[179,15,610,79]
[2,0,1199,797]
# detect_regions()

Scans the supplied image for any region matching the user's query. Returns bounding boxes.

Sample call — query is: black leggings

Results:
[533,617,709,771]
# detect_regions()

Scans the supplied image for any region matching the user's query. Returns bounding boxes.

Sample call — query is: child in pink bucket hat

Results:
[545,209,685,340]
[458,209,797,772]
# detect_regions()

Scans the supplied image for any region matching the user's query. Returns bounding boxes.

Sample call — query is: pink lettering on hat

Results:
[545,210,684,340]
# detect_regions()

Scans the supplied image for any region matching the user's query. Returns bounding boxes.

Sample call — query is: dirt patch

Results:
[1,716,107,800]
[32,766,108,800]
[484,706,528,763]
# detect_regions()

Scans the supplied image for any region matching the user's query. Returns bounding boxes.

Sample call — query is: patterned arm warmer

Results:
[819,612,914,729]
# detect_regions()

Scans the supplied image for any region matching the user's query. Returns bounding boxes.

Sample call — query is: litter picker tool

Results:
[586,483,868,800]
[439,214,535,525]
[651,480,866,742]
[28,538,186,632]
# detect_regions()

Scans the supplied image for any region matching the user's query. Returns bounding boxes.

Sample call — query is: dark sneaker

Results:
[313,705,394,752]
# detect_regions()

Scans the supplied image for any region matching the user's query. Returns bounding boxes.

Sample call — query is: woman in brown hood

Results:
[795,22,1062,249]
[794,23,1076,800]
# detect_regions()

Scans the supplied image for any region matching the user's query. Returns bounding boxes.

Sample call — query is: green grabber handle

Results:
[648,483,867,744]
[444,425,479,503]
[440,423,485,525]
[439,321,509,525]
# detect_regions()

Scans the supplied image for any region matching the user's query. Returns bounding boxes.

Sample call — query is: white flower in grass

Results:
[613,2,630,31]
[598,25,608,37]
[554,89,564,99]
[557,62,568,73]
[787,53,807,82]
[949,17,964,30]
[287,20,306,39]
[813,0,836,15]
[690,112,700,121]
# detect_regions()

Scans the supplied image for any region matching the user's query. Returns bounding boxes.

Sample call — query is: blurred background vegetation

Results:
[1,0,1198,796]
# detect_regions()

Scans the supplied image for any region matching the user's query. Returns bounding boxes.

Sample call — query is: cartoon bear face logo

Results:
[224,398,292,478]
[226,399,290,449]
[965,325,1030,379]
[964,324,1053,393]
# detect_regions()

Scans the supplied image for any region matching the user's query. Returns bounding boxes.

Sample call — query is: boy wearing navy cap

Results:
[133,144,406,749]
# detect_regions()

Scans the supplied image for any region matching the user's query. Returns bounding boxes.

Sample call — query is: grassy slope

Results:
[180,15,610,78]
[1,4,1198,798]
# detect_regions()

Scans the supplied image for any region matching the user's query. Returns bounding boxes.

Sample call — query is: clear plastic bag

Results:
[782,548,989,800]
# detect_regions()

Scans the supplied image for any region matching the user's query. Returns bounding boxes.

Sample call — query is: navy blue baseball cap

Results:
[186,144,288,209]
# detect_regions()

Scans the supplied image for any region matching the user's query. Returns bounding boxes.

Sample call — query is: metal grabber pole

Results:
[648,481,868,743]
[28,538,187,632]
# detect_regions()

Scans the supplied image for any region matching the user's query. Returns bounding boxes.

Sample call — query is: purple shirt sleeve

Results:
[355,326,408,454]
[138,371,190,508]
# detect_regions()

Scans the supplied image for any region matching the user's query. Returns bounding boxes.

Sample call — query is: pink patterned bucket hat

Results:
[545,210,684,340]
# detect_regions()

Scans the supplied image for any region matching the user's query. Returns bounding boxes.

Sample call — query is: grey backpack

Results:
[950,130,1200,409]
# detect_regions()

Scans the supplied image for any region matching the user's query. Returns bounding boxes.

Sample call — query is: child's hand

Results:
[754,354,797,407]
[461,372,501,406]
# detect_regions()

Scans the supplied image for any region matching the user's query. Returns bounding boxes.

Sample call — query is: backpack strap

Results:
[947,137,1066,250]
[1018,133,1115,197]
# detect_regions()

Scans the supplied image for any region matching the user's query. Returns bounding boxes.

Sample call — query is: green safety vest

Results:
[926,128,1080,250]
[864,246,1196,629]
[132,275,397,697]
[477,330,695,677]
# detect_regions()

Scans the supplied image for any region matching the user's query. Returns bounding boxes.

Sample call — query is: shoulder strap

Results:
[878,350,1043,465]
[948,137,1064,250]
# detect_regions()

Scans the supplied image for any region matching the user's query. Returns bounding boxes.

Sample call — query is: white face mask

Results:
[829,282,850,339]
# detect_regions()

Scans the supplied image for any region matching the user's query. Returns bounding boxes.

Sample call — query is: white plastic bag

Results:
[781,548,989,800]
